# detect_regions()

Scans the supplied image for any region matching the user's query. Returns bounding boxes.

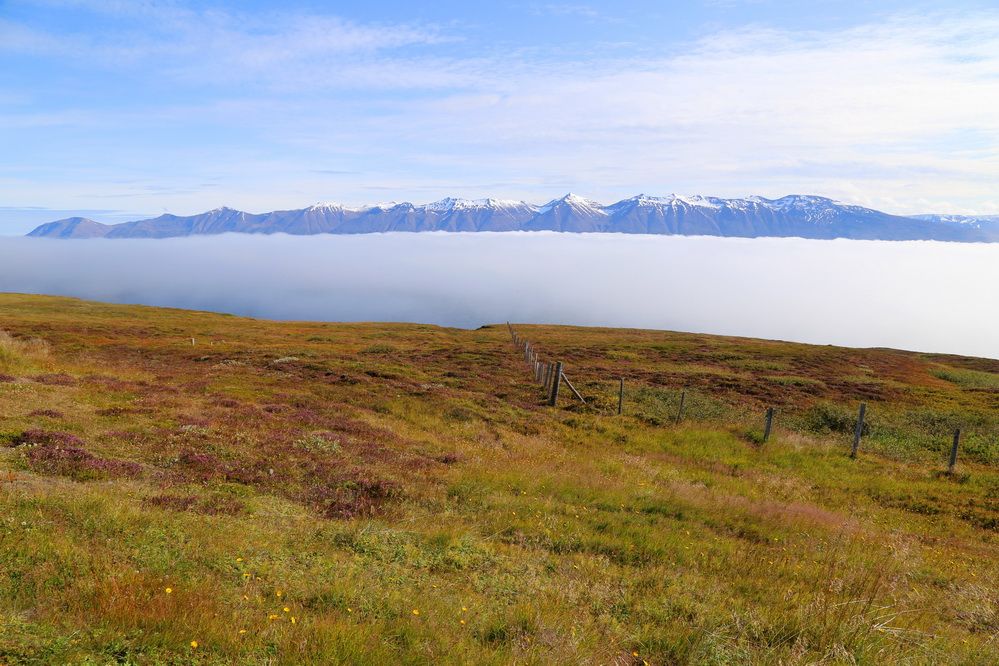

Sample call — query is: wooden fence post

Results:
[549,362,563,406]
[675,389,686,424]
[763,407,774,443]
[850,402,866,458]
[618,378,624,415]
[560,372,587,405]
[948,428,961,474]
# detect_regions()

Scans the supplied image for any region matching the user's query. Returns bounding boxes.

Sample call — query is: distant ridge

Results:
[25,194,999,242]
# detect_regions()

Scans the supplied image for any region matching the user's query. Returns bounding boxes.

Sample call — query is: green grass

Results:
[0,293,996,664]
[933,365,999,390]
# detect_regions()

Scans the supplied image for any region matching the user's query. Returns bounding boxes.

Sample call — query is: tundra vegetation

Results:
[0,293,996,665]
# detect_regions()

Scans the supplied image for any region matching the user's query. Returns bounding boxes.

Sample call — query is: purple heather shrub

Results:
[307,473,400,520]
[10,429,84,448]
[24,441,141,479]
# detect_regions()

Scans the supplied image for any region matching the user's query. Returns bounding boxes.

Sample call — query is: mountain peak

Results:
[539,192,605,214]
[308,201,344,211]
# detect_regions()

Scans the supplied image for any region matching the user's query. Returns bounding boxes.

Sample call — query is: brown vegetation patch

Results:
[144,493,245,516]
[33,373,77,386]
[28,409,63,418]
[81,375,136,390]
[212,397,242,409]
[305,470,400,519]
[96,406,154,417]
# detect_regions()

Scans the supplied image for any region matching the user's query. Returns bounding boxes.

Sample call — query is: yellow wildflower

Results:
[411,609,420,616]
[283,607,290,613]
[165,587,173,594]
[276,590,282,597]
[190,641,198,649]
[291,616,297,624]
[238,629,246,635]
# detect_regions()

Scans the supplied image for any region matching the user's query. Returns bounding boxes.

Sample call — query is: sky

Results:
[3,0,999,232]
[3,233,998,358]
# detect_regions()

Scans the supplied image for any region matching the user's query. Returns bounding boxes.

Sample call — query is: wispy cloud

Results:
[3,4,999,214]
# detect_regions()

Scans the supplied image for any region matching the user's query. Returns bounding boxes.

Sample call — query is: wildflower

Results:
[236,557,243,562]
[412,609,420,616]
[283,607,290,613]
[632,651,639,657]
[346,607,353,613]
[239,629,246,635]
[461,606,467,612]
[242,573,251,579]
[460,619,466,625]
[190,641,198,649]
[291,616,297,624]
[276,590,283,597]
[268,614,279,620]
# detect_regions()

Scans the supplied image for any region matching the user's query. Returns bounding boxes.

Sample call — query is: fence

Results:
[506,323,977,474]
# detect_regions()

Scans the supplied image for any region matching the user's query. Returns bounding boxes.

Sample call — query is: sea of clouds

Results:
[1,233,996,359]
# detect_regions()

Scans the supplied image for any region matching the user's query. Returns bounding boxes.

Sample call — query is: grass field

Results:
[0,293,996,665]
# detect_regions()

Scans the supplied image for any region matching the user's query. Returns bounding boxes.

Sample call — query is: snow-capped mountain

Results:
[526,194,607,231]
[25,194,999,242]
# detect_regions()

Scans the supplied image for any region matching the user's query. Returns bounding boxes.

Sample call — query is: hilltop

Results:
[0,293,996,664]
[25,194,999,242]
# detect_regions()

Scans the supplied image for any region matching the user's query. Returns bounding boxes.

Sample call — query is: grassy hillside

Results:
[0,293,996,665]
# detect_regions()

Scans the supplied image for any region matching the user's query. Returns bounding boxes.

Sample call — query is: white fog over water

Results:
[1,232,996,359]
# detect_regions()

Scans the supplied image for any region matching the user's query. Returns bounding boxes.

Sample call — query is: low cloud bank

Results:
[1,233,997,358]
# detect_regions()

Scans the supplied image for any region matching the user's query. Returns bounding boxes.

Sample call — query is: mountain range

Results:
[25,194,999,242]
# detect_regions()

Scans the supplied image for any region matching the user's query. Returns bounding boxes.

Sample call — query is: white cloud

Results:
[2,233,998,358]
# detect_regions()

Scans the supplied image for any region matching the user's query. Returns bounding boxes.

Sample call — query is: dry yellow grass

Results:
[0,293,995,664]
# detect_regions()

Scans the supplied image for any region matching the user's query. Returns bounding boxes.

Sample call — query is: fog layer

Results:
[1,233,996,358]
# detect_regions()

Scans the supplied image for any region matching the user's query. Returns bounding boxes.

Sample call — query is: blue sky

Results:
[2,0,999,232]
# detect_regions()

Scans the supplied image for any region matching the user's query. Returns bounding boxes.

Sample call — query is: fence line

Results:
[507,323,584,406]
[505,323,975,472]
